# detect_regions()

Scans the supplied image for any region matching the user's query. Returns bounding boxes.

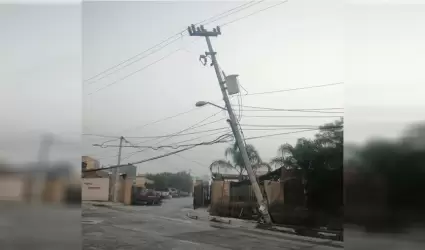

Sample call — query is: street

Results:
[83,197,340,250]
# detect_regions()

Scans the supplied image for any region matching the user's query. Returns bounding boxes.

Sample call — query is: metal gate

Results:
[193,182,210,209]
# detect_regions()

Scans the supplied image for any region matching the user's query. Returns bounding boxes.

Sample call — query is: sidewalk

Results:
[186,208,343,248]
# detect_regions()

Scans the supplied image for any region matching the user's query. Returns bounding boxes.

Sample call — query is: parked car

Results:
[168,188,178,197]
[160,191,171,199]
[132,189,162,205]
[178,191,190,197]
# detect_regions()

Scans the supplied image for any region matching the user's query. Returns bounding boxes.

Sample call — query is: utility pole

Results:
[113,136,124,202]
[188,24,272,224]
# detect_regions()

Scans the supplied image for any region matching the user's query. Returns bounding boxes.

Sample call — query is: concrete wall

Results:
[117,179,133,205]
[264,180,284,205]
[82,178,109,201]
[211,180,230,205]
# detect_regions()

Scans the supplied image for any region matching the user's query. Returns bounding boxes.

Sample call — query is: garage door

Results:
[82,178,109,201]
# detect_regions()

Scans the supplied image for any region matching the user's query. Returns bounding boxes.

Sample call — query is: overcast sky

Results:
[82,0,345,177]
[1,1,424,177]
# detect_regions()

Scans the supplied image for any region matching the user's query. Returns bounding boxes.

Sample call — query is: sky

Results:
[1,1,424,177]
[82,0,344,176]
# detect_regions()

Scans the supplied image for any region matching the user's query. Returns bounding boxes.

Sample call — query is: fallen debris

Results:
[186,212,199,220]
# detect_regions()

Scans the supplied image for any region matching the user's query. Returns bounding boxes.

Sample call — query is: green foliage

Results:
[271,118,343,171]
[271,118,344,212]
[145,171,193,192]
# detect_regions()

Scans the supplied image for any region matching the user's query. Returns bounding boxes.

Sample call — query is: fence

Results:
[193,181,211,209]
[209,167,343,230]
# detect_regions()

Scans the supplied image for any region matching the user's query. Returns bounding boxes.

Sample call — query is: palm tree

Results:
[210,143,271,179]
[270,143,299,170]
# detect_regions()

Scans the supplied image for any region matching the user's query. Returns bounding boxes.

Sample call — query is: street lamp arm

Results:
[195,101,226,110]
[208,102,226,110]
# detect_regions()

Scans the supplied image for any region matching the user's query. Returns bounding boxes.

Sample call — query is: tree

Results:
[145,171,193,193]
[270,118,344,216]
[209,142,271,179]
[271,118,343,171]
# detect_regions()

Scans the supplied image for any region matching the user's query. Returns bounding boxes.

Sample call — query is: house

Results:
[118,164,137,179]
[82,156,100,170]
[134,174,154,188]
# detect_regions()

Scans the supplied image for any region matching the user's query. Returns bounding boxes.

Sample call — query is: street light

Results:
[195,101,226,110]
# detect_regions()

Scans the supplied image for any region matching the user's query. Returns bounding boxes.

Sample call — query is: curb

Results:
[212,222,343,248]
[186,212,343,248]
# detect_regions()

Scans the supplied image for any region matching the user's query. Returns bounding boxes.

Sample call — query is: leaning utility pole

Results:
[188,24,272,224]
[113,136,124,202]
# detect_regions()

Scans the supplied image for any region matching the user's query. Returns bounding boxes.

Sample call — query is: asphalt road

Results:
[82,197,340,250]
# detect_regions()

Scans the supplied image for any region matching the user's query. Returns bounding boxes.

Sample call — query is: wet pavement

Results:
[0,203,81,250]
[82,197,341,250]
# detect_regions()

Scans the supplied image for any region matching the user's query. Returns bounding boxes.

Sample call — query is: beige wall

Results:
[211,181,230,205]
[43,178,66,203]
[0,176,24,201]
[82,178,110,201]
[117,179,133,205]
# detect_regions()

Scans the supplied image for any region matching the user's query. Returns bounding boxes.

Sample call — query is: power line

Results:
[86,36,183,85]
[172,153,205,168]
[120,108,198,135]
[240,124,325,128]
[101,127,229,140]
[84,33,185,83]
[87,46,185,95]
[237,105,343,111]
[120,113,226,139]
[244,126,343,141]
[201,1,264,25]
[120,110,225,160]
[83,134,231,172]
[97,126,340,150]
[243,82,343,97]
[158,129,231,147]
[105,135,231,150]
[84,1,262,83]
[240,115,343,118]
[191,117,227,129]
[86,82,341,144]
[236,105,343,114]
[220,0,289,27]
[119,83,340,135]
[84,126,343,172]
[237,109,343,114]
[83,146,198,172]
[86,2,289,95]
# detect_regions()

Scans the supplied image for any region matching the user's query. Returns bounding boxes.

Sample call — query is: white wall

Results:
[82,178,109,201]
